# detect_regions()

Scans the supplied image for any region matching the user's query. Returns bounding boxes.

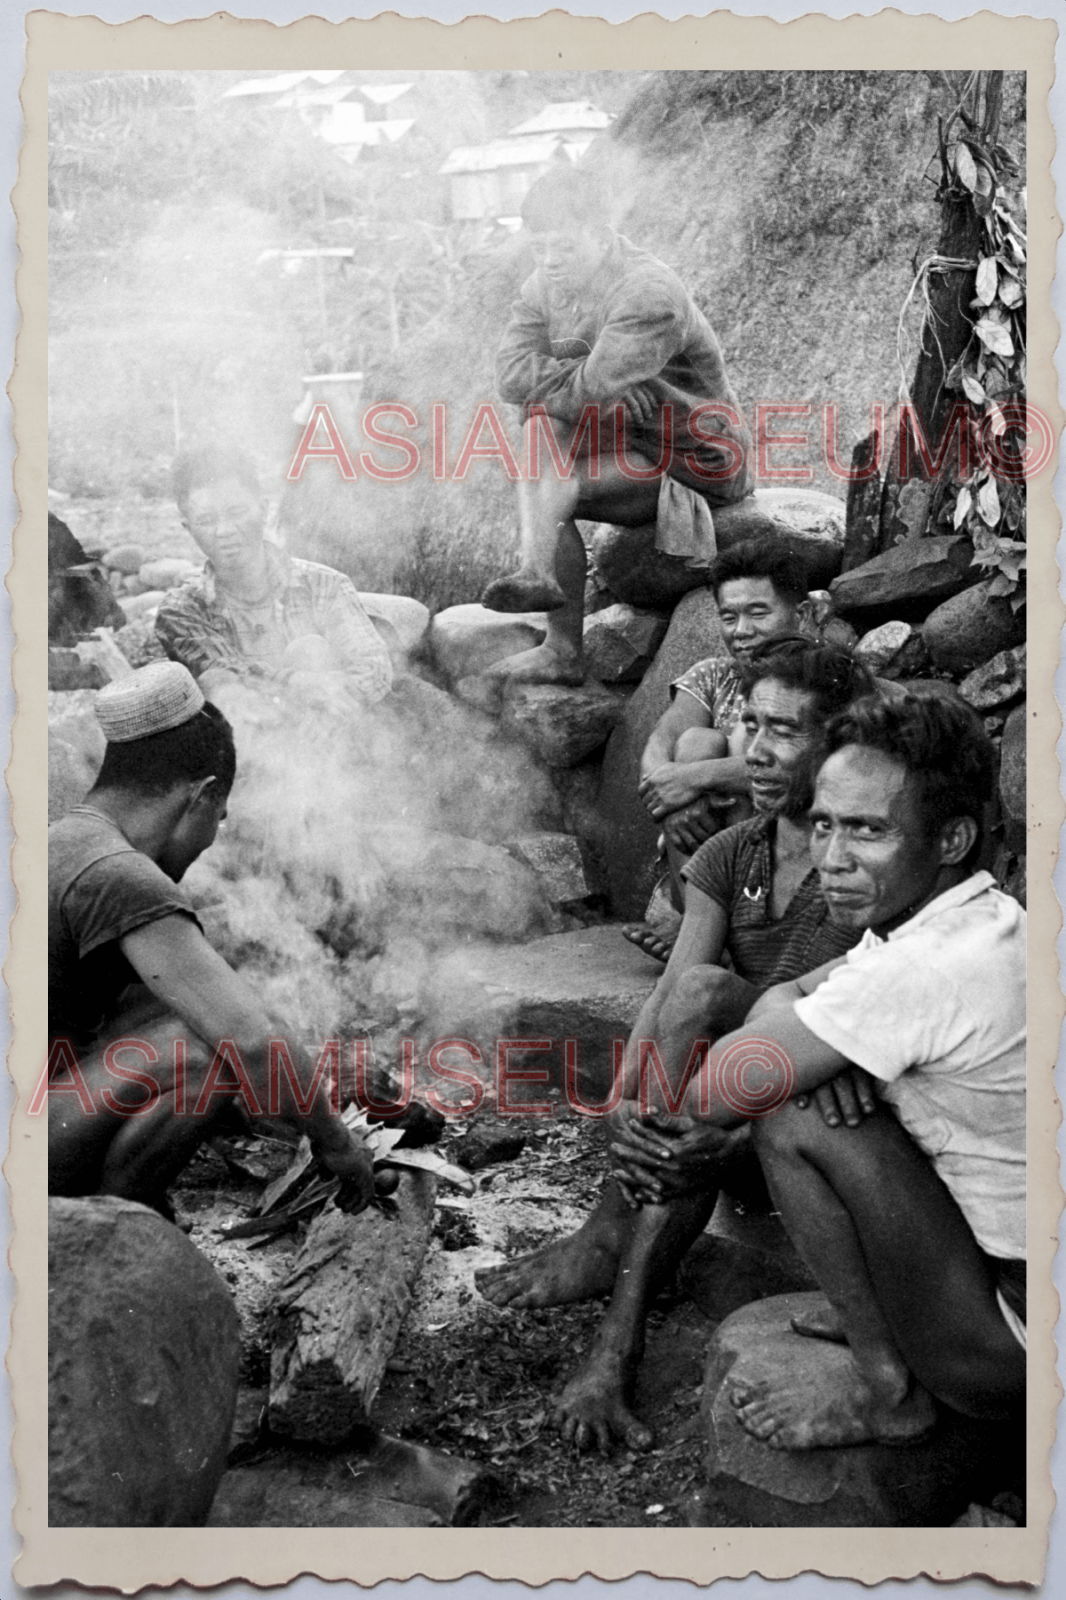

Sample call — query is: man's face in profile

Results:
[530,223,609,298]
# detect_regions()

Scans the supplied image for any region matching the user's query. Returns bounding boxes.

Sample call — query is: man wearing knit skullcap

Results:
[48,661,374,1219]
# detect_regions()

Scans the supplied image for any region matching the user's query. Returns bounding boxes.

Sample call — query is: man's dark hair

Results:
[708,538,810,606]
[92,702,237,800]
[172,444,261,511]
[824,692,995,852]
[742,636,877,726]
[521,164,611,233]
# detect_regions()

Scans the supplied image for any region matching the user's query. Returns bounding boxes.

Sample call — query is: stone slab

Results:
[506,832,590,904]
[697,1292,1024,1527]
[958,644,1026,712]
[501,680,628,768]
[830,535,981,622]
[426,924,661,1099]
[428,603,546,686]
[921,581,1027,675]
[360,592,432,660]
[583,602,670,684]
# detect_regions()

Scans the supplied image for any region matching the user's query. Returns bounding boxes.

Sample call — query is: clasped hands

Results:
[609,1066,878,1209]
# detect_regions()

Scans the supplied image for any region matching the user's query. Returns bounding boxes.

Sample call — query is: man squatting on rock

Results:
[486,692,1026,1453]
[481,163,752,686]
[626,540,817,961]
[479,635,878,1448]
[47,662,375,1217]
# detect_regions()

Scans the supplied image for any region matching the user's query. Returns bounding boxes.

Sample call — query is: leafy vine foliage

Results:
[938,114,1027,609]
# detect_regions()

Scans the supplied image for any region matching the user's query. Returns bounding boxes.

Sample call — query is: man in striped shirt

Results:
[477,638,877,1450]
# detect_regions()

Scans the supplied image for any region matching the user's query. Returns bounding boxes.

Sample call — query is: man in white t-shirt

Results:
[613,691,1025,1449]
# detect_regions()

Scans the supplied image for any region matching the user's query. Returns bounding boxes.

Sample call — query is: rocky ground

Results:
[178,1111,719,1529]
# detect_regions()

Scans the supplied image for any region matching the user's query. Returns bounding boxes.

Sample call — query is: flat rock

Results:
[453,1118,528,1172]
[139,556,201,590]
[958,644,1026,712]
[999,704,1025,822]
[505,832,589,904]
[829,535,981,622]
[428,603,546,686]
[104,542,146,575]
[49,1196,240,1526]
[921,581,1027,674]
[583,602,669,683]
[597,587,726,916]
[854,619,913,675]
[696,1292,1024,1527]
[427,924,661,1101]
[48,647,106,692]
[120,588,168,624]
[589,489,845,609]
[361,592,432,661]
[501,681,628,768]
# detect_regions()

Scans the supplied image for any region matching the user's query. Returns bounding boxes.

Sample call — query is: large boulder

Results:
[829,535,981,624]
[501,681,628,767]
[589,488,846,609]
[596,587,726,916]
[360,592,432,662]
[921,582,1026,675]
[49,1196,240,1526]
[138,556,201,590]
[583,603,669,684]
[958,644,1026,713]
[428,603,546,686]
[426,925,661,1101]
[505,832,590,905]
[695,1293,1024,1528]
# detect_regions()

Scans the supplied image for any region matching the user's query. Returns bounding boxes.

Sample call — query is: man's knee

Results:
[750,1096,813,1160]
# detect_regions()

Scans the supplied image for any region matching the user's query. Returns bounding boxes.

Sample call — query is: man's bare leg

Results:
[477,965,758,1316]
[543,968,761,1448]
[730,1100,1023,1450]
[552,1187,718,1451]
[483,417,661,684]
[475,1176,633,1309]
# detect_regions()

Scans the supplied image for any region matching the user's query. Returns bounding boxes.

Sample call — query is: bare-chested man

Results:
[481,163,752,685]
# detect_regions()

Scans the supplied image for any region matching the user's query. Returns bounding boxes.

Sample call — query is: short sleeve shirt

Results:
[794,873,1026,1261]
[683,815,861,988]
[670,655,745,736]
[49,807,201,1050]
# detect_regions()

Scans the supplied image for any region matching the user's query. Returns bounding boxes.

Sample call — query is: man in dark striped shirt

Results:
[477,638,878,1451]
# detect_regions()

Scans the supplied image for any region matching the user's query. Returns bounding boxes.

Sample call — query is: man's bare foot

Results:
[729,1358,937,1450]
[552,1353,654,1453]
[482,569,566,613]
[475,1216,624,1310]
[790,1298,849,1345]
[486,642,585,686]
[622,923,675,964]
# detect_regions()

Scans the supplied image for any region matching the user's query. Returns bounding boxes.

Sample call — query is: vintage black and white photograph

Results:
[39,55,1038,1545]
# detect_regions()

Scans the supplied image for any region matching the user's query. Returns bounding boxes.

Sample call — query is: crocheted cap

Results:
[95,661,205,744]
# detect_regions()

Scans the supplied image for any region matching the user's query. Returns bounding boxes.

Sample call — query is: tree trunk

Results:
[268,1170,436,1444]
[879,72,1003,549]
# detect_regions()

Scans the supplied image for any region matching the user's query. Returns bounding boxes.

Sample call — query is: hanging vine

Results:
[935,107,1027,610]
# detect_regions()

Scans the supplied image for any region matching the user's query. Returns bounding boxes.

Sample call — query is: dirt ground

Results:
[177,1110,718,1529]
